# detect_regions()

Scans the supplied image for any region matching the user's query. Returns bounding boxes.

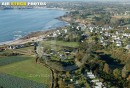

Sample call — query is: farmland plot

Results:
[0,73,48,88]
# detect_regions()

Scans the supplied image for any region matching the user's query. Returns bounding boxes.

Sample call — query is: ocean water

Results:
[0,9,68,43]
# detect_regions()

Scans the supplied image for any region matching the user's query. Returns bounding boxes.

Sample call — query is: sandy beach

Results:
[0,29,51,46]
[0,35,43,45]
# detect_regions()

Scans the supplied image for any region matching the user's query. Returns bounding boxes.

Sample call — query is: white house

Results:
[116,41,122,46]
[53,32,57,37]
[96,82,103,86]
[70,79,73,82]
[87,72,93,75]
[94,86,102,88]
[8,45,16,49]
[88,74,95,79]
[64,29,68,33]
[125,45,130,50]
[92,79,99,83]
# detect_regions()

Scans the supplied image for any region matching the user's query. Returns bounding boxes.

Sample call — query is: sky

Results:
[0,0,86,1]
[0,0,129,2]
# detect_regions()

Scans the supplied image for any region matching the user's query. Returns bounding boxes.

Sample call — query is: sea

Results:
[0,9,69,43]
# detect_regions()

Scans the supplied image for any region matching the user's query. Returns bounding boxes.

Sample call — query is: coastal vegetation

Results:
[42,40,78,48]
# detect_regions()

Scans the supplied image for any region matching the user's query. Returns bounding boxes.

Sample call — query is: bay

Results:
[0,9,68,43]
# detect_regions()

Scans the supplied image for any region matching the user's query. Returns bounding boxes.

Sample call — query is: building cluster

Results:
[46,28,68,38]
[86,71,106,88]
[87,25,130,49]
[112,11,130,16]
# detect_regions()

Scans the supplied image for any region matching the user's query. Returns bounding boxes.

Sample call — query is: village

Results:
[0,1,130,88]
[0,22,130,88]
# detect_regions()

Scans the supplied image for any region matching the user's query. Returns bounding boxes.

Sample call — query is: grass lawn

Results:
[0,56,52,87]
[42,40,78,47]
[112,15,130,19]
[0,46,34,55]
[122,24,130,27]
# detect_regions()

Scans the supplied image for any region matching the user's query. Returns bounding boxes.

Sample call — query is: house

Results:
[87,24,96,32]
[100,37,104,43]
[75,80,79,84]
[81,34,88,40]
[59,54,65,59]
[8,45,16,49]
[102,25,112,31]
[100,40,104,43]
[94,82,103,88]
[43,53,51,58]
[112,35,117,39]
[53,32,57,37]
[111,40,115,43]
[90,28,94,32]
[101,42,107,46]
[104,32,110,36]
[43,37,48,40]
[87,72,93,75]
[91,79,99,83]
[115,37,120,40]
[64,29,68,33]
[70,79,73,82]
[87,72,96,79]
[116,41,122,46]
[88,74,95,79]
[0,47,5,52]
[47,34,50,37]
[95,82,103,86]
[94,86,102,88]
[125,45,130,50]
[116,31,119,35]
[116,43,122,47]
[100,31,103,34]
[123,33,130,37]
[79,24,86,30]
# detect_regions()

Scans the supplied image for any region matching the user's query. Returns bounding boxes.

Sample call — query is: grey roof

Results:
[126,45,130,49]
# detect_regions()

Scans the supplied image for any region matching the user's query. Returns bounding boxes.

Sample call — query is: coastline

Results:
[0,23,70,46]
[0,28,60,45]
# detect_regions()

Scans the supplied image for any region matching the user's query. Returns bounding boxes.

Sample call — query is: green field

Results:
[122,24,130,27]
[0,56,31,66]
[0,73,48,88]
[0,46,34,55]
[0,56,52,88]
[42,40,78,47]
